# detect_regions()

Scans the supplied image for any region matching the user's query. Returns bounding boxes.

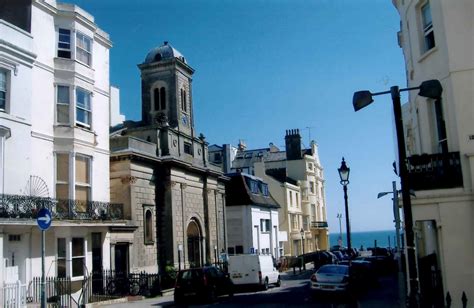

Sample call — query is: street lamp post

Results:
[338,158,351,254]
[353,79,443,308]
[336,213,343,247]
[300,228,306,270]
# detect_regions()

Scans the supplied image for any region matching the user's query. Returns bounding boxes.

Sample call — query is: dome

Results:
[144,41,186,64]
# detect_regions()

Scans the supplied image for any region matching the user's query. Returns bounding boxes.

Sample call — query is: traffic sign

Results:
[37,208,52,230]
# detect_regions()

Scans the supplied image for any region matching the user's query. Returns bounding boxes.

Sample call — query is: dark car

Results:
[174,266,234,304]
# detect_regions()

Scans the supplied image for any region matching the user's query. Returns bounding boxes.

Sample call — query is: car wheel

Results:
[275,276,281,287]
[263,278,269,291]
[207,287,217,302]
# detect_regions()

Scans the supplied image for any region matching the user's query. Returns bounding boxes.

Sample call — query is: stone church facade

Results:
[110,42,227,273]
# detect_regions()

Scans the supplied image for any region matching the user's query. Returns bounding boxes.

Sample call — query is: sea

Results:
[328,230,398,250]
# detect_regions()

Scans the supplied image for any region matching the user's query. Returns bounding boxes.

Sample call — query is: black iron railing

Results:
[28,277,72,307]
[406,152,463,191]
[0,194,124,220]
[311,221,328,228]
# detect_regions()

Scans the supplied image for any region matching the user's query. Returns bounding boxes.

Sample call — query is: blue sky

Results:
[74,0,408,232]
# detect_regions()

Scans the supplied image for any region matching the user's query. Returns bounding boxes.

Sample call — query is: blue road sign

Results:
[37,208,52,230]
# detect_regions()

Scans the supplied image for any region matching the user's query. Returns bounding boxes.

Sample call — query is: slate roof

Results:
[225,173,279,209]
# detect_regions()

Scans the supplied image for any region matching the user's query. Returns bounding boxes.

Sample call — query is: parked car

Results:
[174,266,234,304]
[339,260,378,288]
[310,264,351,294]
[227,255,280,290]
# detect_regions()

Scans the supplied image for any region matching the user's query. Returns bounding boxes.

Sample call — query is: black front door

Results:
[91,233,103,293]
[114,243,129,275]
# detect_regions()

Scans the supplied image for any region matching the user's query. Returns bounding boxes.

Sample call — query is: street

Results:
[103,269,405,308]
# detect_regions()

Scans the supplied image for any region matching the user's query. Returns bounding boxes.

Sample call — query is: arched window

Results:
[144,209,154,244]
[153,88,160,111]
[160,87,166,110]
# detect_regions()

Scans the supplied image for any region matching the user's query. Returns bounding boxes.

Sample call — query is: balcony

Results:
[311,221,328,228]
[0,194,124,221]
[406,152,463,191]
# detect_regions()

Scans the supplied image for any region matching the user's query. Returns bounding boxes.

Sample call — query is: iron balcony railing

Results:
[406,152,463,191]
[311,221,328,228]
[0,194,124,220]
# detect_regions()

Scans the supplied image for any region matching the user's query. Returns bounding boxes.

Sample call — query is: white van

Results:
[227,255,281,290]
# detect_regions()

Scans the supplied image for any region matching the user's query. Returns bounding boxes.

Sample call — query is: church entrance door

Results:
[186,219,202,268]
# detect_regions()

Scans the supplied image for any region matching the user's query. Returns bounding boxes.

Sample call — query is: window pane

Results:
[75,186,90,201]
[76,89,90,109]
[422,3,432,28]
[0,71,6,91]
[56,184,69,200]
[57,86,69,104]
[72,258,84,277]
[57,259,66,278]
[72,238,84,256]
[75,156,90,184]
[57,238,66,258]
[57,104,69,123]
[56,154,69,182]
[0,91,5,110]
[76,109,90,125]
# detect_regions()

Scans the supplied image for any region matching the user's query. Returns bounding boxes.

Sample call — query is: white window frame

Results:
[75,31,92,66]
[57,28,72,59]
[56,84,71,125]
[260,219,270,233]
[56,237,86,279]
[75,154,91,210]
[421,1,435,52]
[71,237,85,278]
[0,69,9,113]
[57,238,67,278]
[75,87,92,128]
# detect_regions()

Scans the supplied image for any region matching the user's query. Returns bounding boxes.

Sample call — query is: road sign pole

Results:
[41,229,46,308]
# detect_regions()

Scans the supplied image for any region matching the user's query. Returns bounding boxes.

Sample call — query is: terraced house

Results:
[0,0,127,304]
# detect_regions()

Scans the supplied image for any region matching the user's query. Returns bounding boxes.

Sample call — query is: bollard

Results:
[293,267,296,275]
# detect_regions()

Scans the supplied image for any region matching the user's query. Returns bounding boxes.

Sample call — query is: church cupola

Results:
[138,41,195,136]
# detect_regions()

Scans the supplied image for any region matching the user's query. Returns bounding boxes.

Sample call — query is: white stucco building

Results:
[225,173,285,258]
[394,0,473,305]
[0,0,127,302]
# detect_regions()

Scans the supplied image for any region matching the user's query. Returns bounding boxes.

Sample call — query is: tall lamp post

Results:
[337,158,351,253]
[300,228,306,270]
[353,79,443,307]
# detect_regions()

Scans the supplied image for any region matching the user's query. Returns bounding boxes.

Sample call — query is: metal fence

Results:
[28,277,72,307]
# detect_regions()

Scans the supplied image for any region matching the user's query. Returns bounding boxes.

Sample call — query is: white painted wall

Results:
[394,0,474,303]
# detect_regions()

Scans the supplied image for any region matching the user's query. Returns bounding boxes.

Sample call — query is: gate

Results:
[2,281,27,308]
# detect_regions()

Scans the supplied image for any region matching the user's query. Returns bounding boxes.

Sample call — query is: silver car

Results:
[310,264,350,293]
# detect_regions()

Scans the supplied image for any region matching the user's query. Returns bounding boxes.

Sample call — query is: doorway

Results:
[186,219,202,268]
[114,243,129,275]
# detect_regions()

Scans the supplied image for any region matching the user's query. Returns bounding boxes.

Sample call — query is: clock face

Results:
[181,114,188,126]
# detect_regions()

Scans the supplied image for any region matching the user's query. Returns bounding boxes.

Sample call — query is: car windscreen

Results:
[178,270,203,281]
[318,266,348,275]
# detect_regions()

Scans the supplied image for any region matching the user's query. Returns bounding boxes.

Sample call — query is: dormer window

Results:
[153,87,166,111]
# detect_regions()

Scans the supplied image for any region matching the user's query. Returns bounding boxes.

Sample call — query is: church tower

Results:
[138,41,194,137]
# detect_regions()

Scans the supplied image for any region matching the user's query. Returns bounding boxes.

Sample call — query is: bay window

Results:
[56,28,92,66]
[55,153,92,213]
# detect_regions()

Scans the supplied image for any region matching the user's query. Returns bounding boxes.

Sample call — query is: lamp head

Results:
[338,157,350,185]
[353,91,374,111]
[418,79,443,99]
